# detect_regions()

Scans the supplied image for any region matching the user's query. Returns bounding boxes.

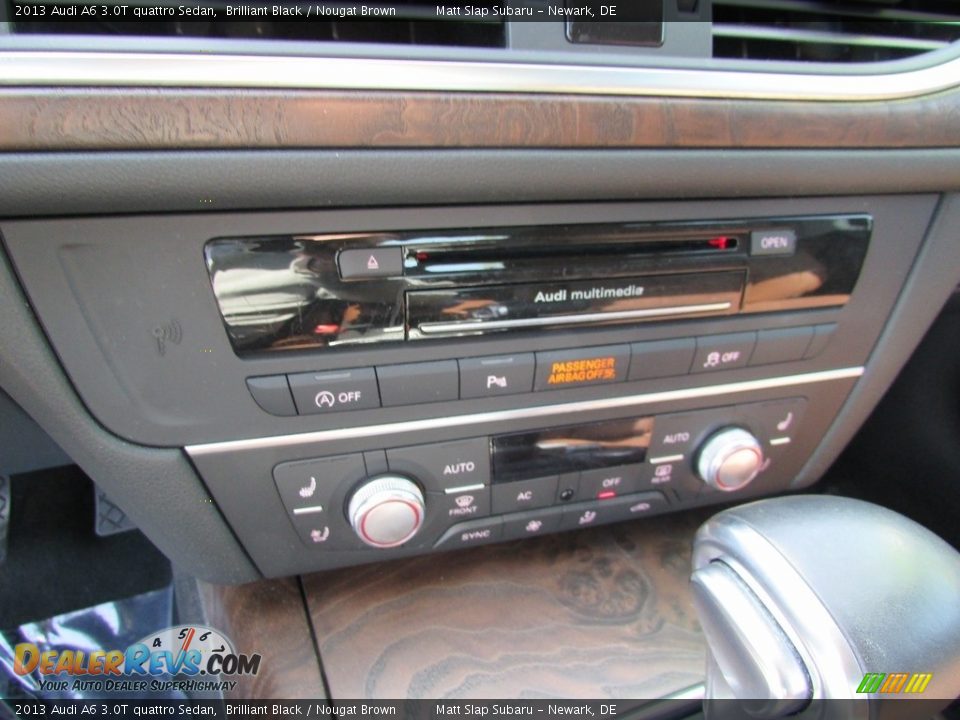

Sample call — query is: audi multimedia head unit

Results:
[204,214,869,356]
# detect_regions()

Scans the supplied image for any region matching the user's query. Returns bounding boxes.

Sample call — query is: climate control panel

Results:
[268,397,805,557]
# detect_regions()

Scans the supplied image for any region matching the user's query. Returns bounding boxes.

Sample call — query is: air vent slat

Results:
[713,0,960,63]
[713,24,950,52]
[717,0,960,23]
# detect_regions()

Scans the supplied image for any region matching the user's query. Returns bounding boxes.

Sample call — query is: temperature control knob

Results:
[348,475,425,549]
[696,428,764,492]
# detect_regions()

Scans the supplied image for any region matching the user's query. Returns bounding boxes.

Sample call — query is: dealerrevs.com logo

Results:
[13,625,261,694]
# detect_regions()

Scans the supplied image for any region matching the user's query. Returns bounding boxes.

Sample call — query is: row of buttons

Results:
[434,491,671,550]
[247,324,835,416]
[272,396,805,549]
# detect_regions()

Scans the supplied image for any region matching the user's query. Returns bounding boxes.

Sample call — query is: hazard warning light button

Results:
[338,247,403,279]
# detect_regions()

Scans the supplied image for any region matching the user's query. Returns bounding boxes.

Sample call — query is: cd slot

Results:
[412,235,741,275]
[417,302,733,335]
[408,271,744,339]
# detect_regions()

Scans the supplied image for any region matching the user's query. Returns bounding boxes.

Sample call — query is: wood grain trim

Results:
[193,577,327,700]
[303,513,708,700]
[2,87,959,151]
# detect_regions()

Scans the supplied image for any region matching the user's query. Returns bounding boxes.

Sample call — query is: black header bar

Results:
[9,1,664,23]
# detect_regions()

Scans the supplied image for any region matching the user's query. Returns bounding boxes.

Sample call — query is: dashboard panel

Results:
[0,15,959,589]
[0,194,943,575]
[1,12,960,710]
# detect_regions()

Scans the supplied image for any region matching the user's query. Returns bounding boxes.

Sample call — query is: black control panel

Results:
[1,196,942,578]
[269,397,805,556]
[247,328,834,417]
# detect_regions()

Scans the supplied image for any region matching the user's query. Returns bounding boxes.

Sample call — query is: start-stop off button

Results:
[287,368,381,415]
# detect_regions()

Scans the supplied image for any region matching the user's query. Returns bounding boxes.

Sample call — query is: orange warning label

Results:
[547,356,619,385]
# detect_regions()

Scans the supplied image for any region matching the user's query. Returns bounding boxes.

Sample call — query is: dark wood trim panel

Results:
[192,577,327,699]
[303,513,708,699]
[2,87,959,151]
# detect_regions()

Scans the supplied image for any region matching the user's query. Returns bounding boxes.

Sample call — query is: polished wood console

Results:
[194,511,709,700]
[3,87,960,151]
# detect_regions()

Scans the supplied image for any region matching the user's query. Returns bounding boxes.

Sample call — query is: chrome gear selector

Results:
[691,496,960,718]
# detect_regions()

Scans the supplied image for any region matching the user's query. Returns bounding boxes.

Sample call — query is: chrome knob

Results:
[697,428,764,492]
[348,475,425,548]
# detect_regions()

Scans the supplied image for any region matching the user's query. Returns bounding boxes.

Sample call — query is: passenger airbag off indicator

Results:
[533,345,630,391]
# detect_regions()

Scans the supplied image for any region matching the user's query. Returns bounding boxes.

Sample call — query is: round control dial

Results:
[697,428,765,492]
[348,475,425,549]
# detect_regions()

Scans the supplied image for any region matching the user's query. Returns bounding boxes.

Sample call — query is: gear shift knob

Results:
[690,496,960,718]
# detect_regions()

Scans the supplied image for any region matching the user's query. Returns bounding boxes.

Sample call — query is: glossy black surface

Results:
[408,271,744,335]
[203,215,871,356]
[492,416,654,482]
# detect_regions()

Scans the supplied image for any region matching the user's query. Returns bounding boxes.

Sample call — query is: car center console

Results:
[0,195,939,577]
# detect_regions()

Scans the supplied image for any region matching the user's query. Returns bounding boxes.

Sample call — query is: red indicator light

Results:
[708,236,732,250]
[312,324,340,335]
[597,491,617,500]
[416,251,430,262]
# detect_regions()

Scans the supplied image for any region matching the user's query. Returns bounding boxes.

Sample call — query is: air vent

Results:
[9,1,506,48]
[713,0,960,63]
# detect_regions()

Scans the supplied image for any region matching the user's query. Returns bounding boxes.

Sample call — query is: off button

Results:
[288,368,381,415]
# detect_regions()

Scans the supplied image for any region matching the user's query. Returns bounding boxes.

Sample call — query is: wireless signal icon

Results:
[152,319,183,356]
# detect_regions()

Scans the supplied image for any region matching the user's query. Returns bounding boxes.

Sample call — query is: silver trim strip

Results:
[649,454,685,464]
[713,25,950,53]
[770,437,792,446]
[418,302,733,335]
[186,366,863,456]
[292,505,325,515]
[444,483,486,495]
[662,683,706,702]
[1,51,960,101]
